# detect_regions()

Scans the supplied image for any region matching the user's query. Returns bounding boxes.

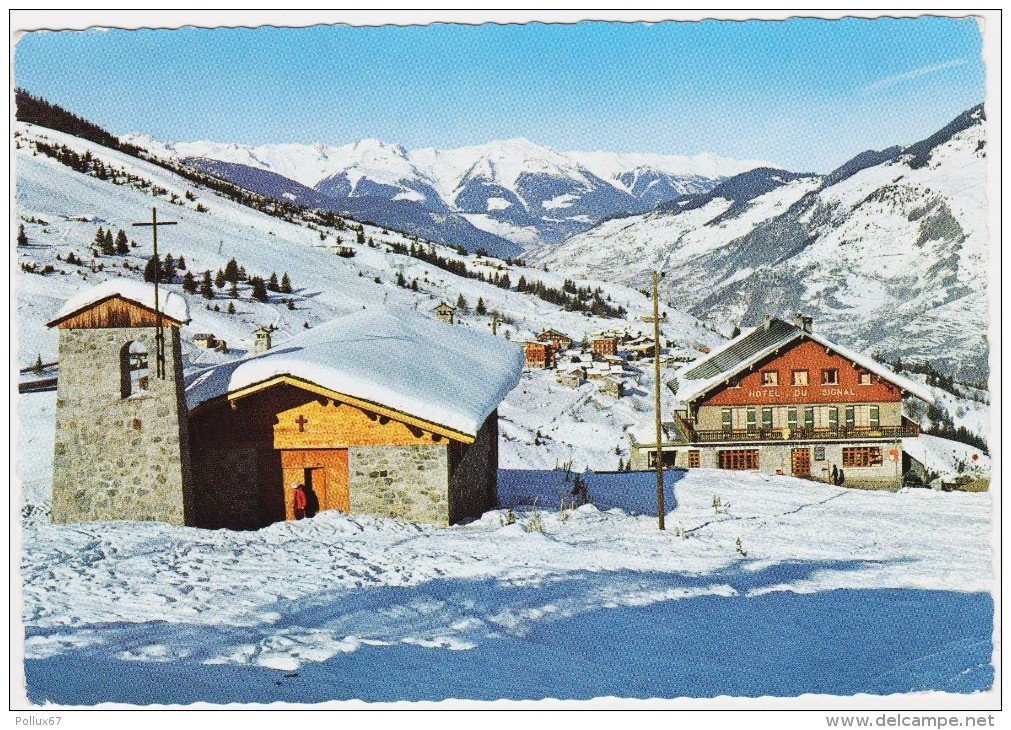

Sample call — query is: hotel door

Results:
[791,448,811,478]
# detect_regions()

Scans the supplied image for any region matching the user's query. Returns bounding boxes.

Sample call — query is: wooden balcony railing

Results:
[687,424,921,443]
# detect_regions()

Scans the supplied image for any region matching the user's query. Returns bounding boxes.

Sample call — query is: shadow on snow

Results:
[23,555,993,705]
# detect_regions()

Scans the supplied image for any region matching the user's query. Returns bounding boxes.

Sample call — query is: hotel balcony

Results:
[672,411,921,444]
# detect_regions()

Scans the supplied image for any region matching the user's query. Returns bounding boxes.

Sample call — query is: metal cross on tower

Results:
[132,207,177,379]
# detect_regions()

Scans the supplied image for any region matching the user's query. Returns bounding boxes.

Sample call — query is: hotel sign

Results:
[746,387,856,400]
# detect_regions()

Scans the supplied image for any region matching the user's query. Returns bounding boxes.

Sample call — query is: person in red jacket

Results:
[292,482,307,519]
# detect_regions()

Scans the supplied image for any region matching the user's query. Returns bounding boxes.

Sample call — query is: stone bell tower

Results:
[46,280,194,525]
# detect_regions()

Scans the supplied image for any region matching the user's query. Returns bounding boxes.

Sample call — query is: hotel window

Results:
[792,370,809,386]
[845,405,856,429]
[869,405,880,429]
[727,377,741,389]
[719,449,760,470]
[746,408,757,432]
[828,406,839,430]
[648,450,678,468]
[787,407,798,430]
[822,369,839,385]
[761,407,773,431]
[813,446,826,461]
[721,408,732,431]
[804,407,815,430]
[688,450,701,468]
[761,370,779,386]
[859,371,873,386]
[843,446,883,468]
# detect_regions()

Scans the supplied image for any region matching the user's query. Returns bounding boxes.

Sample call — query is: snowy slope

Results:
[530,107,989,382]
[18,426,994,701]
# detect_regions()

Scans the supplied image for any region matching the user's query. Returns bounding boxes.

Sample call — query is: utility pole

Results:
[653,270,665,530]
[132,207,177,379]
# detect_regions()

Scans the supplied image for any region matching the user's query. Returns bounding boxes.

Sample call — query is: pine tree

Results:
[280,273,292,293]
[410,279,419,292]
[143,255,159,283]
[250,276,269,302]
[356,229,365,244]
[215,269,227,288]
[286,299,295,310]
[229,281,239,299]
[98,230,114,256]
[182,271,197,294]
[17,224,27,246]
[162,253,176,282]
[200,270,214,299]
[115,229,129,255]
[224,258,239,283]
[396,271,406,288]
[476,297,487,315]
[456,293,469,313]
[227,302,236,314]
[176,255,186,270]
[517,275,527,291]
[93,226,105,249]
[268,272,279,291]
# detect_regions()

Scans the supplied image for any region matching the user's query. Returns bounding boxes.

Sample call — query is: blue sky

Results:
[14,17,984,172]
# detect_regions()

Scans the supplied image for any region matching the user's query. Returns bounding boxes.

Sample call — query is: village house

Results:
[192,333,218,349]
[591,336,618,357]
[523,340,555,369]
[623,335,656,359]
[433,301,456,324]
[537,328,573,352]
[48,280,523,529]
[555,367,586,388]
[629,315,933,489]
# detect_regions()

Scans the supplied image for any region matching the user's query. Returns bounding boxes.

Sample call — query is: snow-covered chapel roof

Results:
[676,318,934,405]
[50,279,190,325]
[185,308,524,437]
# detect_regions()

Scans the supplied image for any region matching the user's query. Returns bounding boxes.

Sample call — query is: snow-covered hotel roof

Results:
[185,309,524,438]
[676,318,934,405]
[50,279,190,325]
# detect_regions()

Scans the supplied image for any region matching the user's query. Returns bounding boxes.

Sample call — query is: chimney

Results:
[253,326,272,354]
[792,312,813,333]
[763,314,773,331]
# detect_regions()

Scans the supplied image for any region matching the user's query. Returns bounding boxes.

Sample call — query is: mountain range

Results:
[122,133,768,255]
[528,105,989,381]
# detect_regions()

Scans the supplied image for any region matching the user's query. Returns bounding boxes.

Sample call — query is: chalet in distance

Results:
[48,279,523,529]
[538,329,573,352]
[630,315,933,489]
[523,340,555,369]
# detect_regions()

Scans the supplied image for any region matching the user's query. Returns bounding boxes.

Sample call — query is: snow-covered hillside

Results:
[531,106,990,383]
[14,120,724,474]
[123,133,765,249]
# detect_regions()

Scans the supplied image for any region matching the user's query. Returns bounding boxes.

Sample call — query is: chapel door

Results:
[280,449,350,519]
[791,448,811,478]
[303,467,325,518]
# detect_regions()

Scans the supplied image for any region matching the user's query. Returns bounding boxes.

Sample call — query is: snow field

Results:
[21,466,991,674]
